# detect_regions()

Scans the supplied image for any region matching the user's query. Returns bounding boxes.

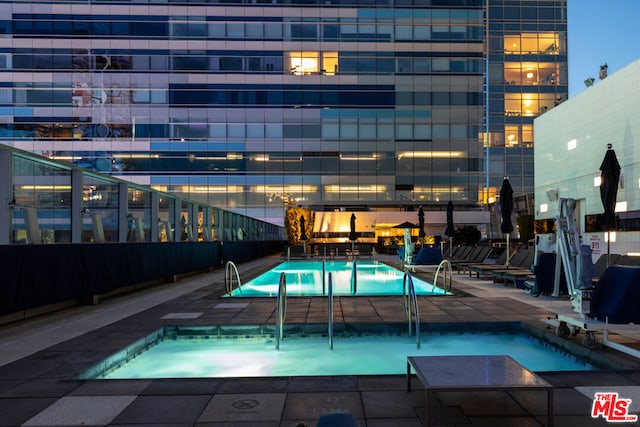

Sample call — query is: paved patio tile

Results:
[198,393,286,422]
[111,395,211,424]
[22,395,137,426]
[282,392,363,421]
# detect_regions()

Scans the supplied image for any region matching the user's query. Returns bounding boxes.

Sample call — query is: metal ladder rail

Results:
[322,260,326,295]
[402,272,421,349]
[275,272,287,350]
[224,261,242,294]
[328,272,334,350]
[351,261,357,295]
[433,259,453,293]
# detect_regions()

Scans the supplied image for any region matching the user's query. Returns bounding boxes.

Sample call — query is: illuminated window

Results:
[287,51,338,75]
[322,52,338,75]
[505,125,519,147]
[288,52,319,75]
[505,94,556,117]
[521,94,538,116]
[503,33,561,55]
[504,62,560,85]
[503,125,533,148]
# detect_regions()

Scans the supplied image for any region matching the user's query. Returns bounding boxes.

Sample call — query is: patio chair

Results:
[450,246,492,273]
[405,247,443,272]
[469,245,530,279]
[463,248,508,277]
[490,247,536,284]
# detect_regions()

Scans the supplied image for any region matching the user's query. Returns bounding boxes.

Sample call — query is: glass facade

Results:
[486,0,568,203]
[1,144,283,245]
[0,0,567,225]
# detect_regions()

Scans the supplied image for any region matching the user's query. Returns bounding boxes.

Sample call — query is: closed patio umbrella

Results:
[499,177,514,266]
[418,207,425,247]
[599,144,621,265]
[349,213,357,251]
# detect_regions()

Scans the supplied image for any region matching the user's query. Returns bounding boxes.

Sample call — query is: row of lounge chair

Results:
[449,243,640,296]
[443,245,539,290]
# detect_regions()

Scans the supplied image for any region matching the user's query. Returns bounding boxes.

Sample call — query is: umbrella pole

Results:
[449,237,452,258]
[505,234,510,267]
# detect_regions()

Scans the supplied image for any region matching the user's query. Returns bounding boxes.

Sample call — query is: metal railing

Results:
[402,272,421,348]
[433,259,453,293]
[328,271,334,349]
[350,261,357,295]
[224,261,242,294]
[275,271,287,350]
[322,260,326,295]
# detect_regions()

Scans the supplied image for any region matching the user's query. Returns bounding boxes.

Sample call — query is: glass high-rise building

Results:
[0,0,567,228]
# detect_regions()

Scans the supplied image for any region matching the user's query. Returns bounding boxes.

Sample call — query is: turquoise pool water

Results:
[83,325,598,379]
[226,260,448,297]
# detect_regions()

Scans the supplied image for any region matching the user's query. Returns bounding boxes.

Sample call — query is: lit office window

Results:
[287,52,338,75]
[288,52,319,75]
[504,32,561,54]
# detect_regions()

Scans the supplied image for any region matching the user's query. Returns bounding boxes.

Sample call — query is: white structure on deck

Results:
[534,58,640,259]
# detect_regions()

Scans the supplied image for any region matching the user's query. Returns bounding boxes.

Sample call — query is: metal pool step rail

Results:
[403,272,421,349]
[224,261,242,294]
[275,271,287,350]
[328,271,334,350]
[433,259,453,292]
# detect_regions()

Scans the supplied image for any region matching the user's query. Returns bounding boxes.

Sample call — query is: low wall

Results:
[0,240,283,320]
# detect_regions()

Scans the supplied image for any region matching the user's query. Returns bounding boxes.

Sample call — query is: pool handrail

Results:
[275,271,287,350]
[402,272,421,349]
[224,261,242,294]
[328,271,334,350]
[351,261,357,295]
[433,259,453,292]
[322,260,326,295]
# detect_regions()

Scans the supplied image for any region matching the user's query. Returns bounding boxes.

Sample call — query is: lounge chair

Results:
[447,245,472,261]
[450,246,492,273]
[464,248,508,277]
[590,265,640,323]
[616,255,640,266]
[590,253,621,285]
[469,246,531,279]
[405,247,443,272]
[490,247,535,284]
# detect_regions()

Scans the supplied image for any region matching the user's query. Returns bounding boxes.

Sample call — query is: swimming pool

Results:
[226,260,448,297]
[80,323,600,380]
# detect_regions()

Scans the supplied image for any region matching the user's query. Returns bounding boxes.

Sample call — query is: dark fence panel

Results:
[0,242,222,317]
[1,240,286,318]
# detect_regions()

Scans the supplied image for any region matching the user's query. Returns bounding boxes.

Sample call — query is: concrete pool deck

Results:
[1,254,640,426]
